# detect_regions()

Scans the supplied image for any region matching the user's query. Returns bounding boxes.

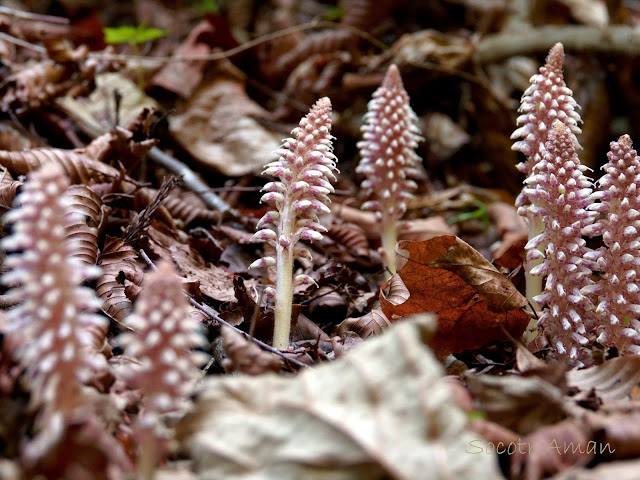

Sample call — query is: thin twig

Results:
[0,7,69,24]
[0,32,46,54]
[148,147,233,215]
[138,249,308,369]
[474,25,640,65]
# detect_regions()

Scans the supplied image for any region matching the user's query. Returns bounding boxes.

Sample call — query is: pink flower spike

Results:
[587,135,640,354]
[356,64,422,274]
[511,43,582,182]
[525,121,597,365]
[0,164,108,416]
[118,261,207,417]
[251,97,337,349]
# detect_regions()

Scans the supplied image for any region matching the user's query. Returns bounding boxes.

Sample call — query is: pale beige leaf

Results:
[179,314,504,480]
[567,356,640,402]
[558,0,609,27]
[57,73,160,136]
[168,78,281,176]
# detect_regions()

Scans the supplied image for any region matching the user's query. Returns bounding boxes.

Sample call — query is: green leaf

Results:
[447,200,490,230]
[466,410,487,420]
[192,0,220,14]
[323,6,345,21]
[103,25,168,45]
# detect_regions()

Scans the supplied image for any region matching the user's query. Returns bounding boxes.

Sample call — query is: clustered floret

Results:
[514,43,640,362]
[522,121,597,363]
[250,97,337,349]
[511,43,582,189]
[356,64,422,274]
[1,164,107,415]
[583,136,640,354]
[118,261,209,422]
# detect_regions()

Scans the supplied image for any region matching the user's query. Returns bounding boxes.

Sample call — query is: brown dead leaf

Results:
[510,418,594,480]
[150,18,217,98]
[465,369,568,435]
[64,185,106,267]
[398,216,455,242]
[168,77,281,176]
[587,412,640,459]
[336,307,392,339]
[178,315,504,479]
[221,326,283,375]
[567,356,640,402]
[146,226,236,303]
[96,237,144,322]
[390,29,473,70]
[380,236,528,358]
[57,73,160,134]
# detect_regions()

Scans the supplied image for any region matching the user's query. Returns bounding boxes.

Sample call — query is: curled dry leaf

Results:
[0,181,21,212]
[327,223,370,257]
[96,237,144,322]
[63,185,106,267]
[0,142,123,185]
[380,236,528,359]
[164,191,217,226]
[389,29,473,70]
[221,326,284,375]
[178,314,504,480]
[510,418,594,480]
[465,369,568,435]
[168,78,281,176]
[336,306,392,339]
[567,356,640,403]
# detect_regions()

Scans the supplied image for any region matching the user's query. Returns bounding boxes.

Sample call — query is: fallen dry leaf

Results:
[336,307,392,339]
[465,368,568,435]
[567,356,640,402]
[380,236,529,358]
[221,327,283,375]
[510,418,594,480]
[550,458,640,480]
[168,77,281,176]
[178,314,504,480]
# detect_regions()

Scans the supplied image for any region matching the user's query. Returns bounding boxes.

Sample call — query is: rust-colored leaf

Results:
[380,236,528,358]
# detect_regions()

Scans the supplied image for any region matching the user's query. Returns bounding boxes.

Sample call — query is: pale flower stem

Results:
[526,213,544,301]
[137,427,157,480]
[273,244,295,350]
[524,213,543,342]
[382,217,398,276]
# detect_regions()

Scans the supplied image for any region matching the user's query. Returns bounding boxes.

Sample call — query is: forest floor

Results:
[1,1,640,479]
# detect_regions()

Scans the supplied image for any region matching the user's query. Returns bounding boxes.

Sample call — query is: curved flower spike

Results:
[524,121,597,364]
[1,164,107,416]
[250,97,337,349]
[356,64,422,274]
[584,135,640,354]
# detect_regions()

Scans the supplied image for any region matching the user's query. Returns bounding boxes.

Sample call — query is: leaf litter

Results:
[0,2,640,480]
